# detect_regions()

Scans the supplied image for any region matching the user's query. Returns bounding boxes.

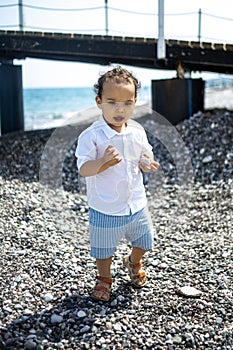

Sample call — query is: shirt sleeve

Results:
[141,129,154,159]
[75,129,97,170]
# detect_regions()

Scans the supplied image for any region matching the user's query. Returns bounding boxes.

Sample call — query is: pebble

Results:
[0,109,232,349]
[80,325,91,333]
[215,317,223,324]
[43,293,54,302]
[172,335,183,345]
[50,314,63,324]
[113,323,122,332]
[24,339,37,349]
[77,310,86,318]
[202,155,213,163]
[177,286,202,297]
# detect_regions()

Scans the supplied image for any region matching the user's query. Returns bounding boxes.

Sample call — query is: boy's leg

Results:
[129,247,147,287]
[124,208,153,287]
[92,257,112,301]
[96,257,112,278]
[130,246,146,263]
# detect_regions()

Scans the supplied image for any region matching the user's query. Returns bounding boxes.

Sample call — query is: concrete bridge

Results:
[0,30,233,133]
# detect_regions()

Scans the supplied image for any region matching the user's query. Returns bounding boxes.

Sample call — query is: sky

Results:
[1,0,233,88]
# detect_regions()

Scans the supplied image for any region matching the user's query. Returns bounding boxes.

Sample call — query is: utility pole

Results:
[19,0,24,31]
[105,0,109,35]
[157,0,166,59]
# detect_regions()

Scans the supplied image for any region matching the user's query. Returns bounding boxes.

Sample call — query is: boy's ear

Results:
[95,96,102,109]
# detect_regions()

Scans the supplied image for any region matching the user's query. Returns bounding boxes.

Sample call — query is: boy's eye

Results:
[125,101,133,106]
[104,101,134,108]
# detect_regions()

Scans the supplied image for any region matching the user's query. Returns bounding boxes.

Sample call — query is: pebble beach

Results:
[0,103,233,349]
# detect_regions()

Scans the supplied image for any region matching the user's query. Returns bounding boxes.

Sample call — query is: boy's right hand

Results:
[103,145,122,166]
[79,145,122,177]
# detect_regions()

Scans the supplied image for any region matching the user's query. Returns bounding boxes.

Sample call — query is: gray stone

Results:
[80,325,91,333]
[50,314,63,324]
[77,310,86,318]
[24,339,37,349]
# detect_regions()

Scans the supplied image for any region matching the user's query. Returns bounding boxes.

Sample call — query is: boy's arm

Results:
[79,145,122,177]
[139,130,160,172]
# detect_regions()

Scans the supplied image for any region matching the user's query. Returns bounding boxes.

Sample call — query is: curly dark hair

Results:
[94,66,141,98]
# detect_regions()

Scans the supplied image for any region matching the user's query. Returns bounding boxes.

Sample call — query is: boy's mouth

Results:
[113,116,124,123]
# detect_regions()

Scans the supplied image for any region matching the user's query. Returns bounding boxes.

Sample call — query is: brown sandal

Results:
[90,276,112,302]
[123,255,147,288]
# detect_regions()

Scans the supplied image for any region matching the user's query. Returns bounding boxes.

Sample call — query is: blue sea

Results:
[23,86,151,130]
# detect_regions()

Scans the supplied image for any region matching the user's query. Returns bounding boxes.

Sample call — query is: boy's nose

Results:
[115,102,124,111]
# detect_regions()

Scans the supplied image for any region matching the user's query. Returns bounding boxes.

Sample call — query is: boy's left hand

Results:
[139,154,160,172]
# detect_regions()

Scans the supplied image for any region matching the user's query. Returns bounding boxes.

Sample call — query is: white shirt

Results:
[75,116,153,215]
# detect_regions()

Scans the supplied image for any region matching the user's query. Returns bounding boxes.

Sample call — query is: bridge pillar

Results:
[151,78,205,125]
[0,62,24,135]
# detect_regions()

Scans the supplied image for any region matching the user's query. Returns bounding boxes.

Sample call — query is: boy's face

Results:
[96,79,136,132]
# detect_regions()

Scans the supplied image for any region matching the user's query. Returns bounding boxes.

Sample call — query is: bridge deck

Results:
[0,30,233,74]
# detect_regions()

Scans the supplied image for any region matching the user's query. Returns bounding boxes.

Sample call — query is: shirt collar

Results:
[98,115,132,139]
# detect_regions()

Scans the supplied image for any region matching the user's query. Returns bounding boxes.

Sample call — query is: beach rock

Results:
[50,314,63,324]
[24,339,37,349]
[43,293,54,302]
[177,286,202,297]
[77,310,86,318]
[202,155,213,163]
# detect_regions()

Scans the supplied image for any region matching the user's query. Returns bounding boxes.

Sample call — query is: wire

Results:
[0,4,17,8]
[108,6,156,16]
[108,29,152,36]
[22,4,104,12]
[0,24,18,28]
[165,35,198,39]
[202,12,233,22]
[100,7,195,16]
[23,25,105,33]
[165,12,196,16]
[201,36,233,43]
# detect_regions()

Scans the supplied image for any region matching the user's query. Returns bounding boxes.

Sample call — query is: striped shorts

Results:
[89,207,154,259]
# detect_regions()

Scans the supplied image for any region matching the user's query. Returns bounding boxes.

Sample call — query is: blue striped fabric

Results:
[89,207,154,258]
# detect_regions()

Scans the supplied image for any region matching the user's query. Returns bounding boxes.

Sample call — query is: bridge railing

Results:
[0,2,232,44]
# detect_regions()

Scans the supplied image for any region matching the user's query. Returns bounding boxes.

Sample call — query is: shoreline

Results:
[204,85,233,110]
[21,85,233,133]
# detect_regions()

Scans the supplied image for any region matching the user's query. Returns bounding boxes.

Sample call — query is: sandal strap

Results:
[96,276,112,285]
[123,255,147,287]
[129,261,142,269]
[133,271,146,280]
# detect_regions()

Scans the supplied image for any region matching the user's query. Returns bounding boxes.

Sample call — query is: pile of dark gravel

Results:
[0,109,232,192]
